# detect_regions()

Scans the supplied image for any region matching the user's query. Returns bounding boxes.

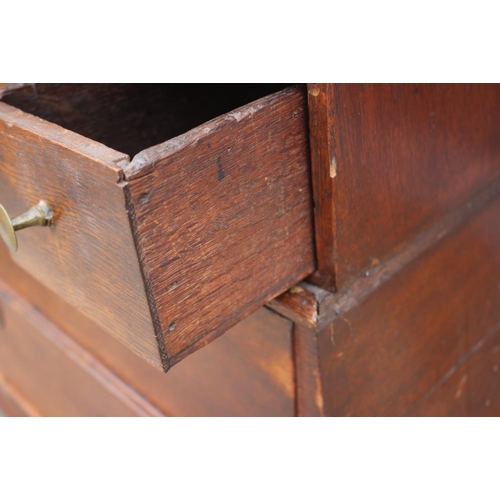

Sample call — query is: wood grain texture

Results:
[270,178,500,331]
[0,85,314,371]
[0,279,163,417]
[0,102,164,367]
[123,86,315,366]
[317,195,500,416]
[0,244,296,416]
[307,83,500,289]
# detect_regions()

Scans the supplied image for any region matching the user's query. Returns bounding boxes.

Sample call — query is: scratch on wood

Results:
[217,156,225,182]
[455,374,467,399]
[330,156,337,178]
[407,321,500,415]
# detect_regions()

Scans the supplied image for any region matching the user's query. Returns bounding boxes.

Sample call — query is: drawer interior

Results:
[1,84,292,157]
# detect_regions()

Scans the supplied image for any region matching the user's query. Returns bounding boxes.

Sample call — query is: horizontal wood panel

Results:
[317,195,500,416]
[0,279,162,417]
[308,83,500,289]
[0,244,296,416]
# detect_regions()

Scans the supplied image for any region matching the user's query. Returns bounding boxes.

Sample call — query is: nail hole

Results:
[168,322,176,332]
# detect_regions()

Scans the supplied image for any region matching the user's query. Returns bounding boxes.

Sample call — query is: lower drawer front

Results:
[0,280,161,417]
[0,243,296,416]
[317,196,500,416]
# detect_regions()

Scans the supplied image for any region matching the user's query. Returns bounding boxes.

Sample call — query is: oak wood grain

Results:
[124,86,315,366]
[0,85,315,371]
[307,83,500,290]
[0,102,163,367]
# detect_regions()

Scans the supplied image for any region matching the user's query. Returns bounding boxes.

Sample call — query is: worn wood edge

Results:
[0,83,33,98]
[120,179,171,372]
[268,176,500,328]
[0,279,164,416]
[268,282,335,330]
[0,101,129,172]
[0,374,41,416]
[293,324,325,416]
[123,86,305,181]
[306,83,338,290]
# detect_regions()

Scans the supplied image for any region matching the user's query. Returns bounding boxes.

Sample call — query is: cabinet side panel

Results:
[318,196,500,416]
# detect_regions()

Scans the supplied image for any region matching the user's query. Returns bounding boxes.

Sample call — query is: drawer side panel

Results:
[125,86,315,365]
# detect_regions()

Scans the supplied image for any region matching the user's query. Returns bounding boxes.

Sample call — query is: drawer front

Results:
[317,196,500,416]
[0,278,162,417]
[0,85,315,371]
[0,244,296,417]
[0,103,158,366]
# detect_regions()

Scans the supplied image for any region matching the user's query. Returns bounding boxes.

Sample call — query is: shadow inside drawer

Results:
[1,84,293,157]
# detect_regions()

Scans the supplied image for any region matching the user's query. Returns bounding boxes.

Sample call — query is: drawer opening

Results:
[1,84,292,157]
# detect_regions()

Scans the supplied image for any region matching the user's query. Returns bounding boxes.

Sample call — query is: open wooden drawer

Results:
[0,84,315,371]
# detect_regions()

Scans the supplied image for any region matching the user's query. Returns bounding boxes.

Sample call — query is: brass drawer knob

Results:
[0,201,53,252]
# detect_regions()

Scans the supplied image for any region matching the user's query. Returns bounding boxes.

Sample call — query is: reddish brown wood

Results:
[0,244,296,416]
[0,102,162,367]
[268,282,336,330]
[317,195,500,416]
[0,85,315,371]
[161,308,295,416]
[411,325,500,416]
[307,83,500,290]
[0,279,163,417]
[123,86,315,366]
[294,325,324,416]
[306,84,338,289]
[271,177,500,331]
